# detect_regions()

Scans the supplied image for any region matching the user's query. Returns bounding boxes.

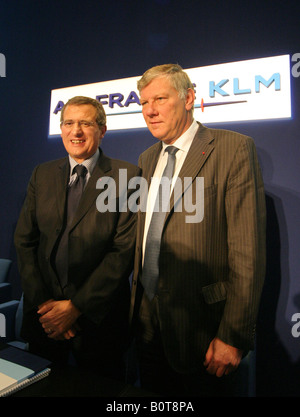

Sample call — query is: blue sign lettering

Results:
[54,90,141,116]
[255,73,280,92]
[96,94,108,105]
[109,93,124,108]
[233,78,251,95]
[124,91,140,107]
[53,101,64,114]
[97,91,140,108]
[209,73,281,97]
[209,79,229,97]
[52,72,282,116]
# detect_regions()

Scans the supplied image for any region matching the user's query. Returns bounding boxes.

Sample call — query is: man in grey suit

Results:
[130,64,266,396]
[14,96,140,380]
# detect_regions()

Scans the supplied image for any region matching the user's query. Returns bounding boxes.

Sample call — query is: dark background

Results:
[1,0,299,396]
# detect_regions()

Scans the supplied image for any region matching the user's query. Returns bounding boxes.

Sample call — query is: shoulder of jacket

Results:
[109,157,138,169]
[31,157,67,176]
[207,127,252,143]
[139,142,161,162]
[105,157,141,177]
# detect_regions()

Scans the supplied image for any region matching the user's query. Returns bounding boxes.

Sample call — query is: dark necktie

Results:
[67,165,87,223]
[55,164,87,288]
[141,146,179,300]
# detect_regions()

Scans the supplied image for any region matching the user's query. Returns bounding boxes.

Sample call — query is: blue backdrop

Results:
[1,0,299,396]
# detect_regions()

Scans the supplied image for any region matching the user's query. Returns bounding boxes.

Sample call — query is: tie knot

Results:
[165,146,178,156]
[73,164,87,178]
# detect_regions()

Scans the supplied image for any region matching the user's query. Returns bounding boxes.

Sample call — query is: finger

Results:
[204,344,213,367]
[39,317,54,327]
[46,327,63,340]
[215,366,227,377]
[205,361,217,375]
[38,303,54,316]
[39,315,48,324]
[63,330,75,340]
[224,368,231,376]
[67,328,76,338]
[48,329,75,341]
[45,327,53,334]
[44,327,57,338]
[224,364,236,375]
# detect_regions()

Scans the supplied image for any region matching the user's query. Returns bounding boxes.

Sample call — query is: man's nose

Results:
[144,102,158,117]
[72,122,84,135]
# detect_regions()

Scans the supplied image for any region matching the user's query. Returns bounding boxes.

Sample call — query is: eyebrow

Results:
[140,93,169,102]
[62,119,95,123]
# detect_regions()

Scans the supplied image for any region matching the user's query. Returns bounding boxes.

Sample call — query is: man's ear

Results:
[185,88,195,111]
[100,125,107,139]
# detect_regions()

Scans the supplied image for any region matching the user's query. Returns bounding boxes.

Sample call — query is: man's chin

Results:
[149,131,165,142]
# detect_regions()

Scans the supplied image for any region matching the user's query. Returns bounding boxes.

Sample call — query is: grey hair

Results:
[137,63,194,100]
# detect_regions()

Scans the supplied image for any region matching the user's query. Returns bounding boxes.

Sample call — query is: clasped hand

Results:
[38,299,81,340]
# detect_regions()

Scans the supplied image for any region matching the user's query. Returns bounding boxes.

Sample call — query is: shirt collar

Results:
[68,148,99,177]
[162,119,198,154]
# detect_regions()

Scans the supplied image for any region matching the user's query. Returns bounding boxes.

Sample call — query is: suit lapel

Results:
[142,142,162,185]
[138,142,162,231]
[56,158,70,223]
[169,123,215,215]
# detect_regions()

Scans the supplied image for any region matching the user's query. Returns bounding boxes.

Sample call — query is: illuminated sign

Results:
[48,54,291,137]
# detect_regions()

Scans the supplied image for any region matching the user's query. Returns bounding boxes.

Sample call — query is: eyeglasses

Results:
[61,120,96,129]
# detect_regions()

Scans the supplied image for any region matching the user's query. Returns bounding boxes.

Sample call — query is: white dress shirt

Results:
[142,119,198,261]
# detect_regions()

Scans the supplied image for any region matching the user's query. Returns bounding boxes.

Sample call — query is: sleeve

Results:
[216,136,266,351]
[14,166,53,308]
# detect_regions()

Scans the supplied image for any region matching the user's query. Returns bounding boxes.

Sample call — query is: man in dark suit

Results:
[14,96,140,380]
[130,64,266,395]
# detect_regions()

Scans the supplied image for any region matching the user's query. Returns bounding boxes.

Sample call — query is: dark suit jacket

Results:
[130,123,266,374]
[14,149,140,342]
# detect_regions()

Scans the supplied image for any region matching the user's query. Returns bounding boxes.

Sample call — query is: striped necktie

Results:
[141,146,178,300]
[55,164,87,288]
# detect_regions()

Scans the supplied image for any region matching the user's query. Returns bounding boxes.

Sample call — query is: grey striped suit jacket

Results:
[130,122,266,373]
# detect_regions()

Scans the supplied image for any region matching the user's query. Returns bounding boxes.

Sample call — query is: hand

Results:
[204,337,243,377]
[38,299,81,340]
